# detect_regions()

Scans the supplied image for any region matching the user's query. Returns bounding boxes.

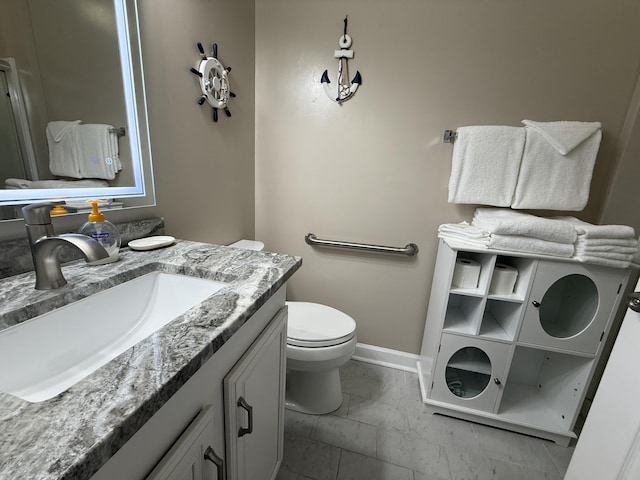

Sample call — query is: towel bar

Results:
[305,233,419,256]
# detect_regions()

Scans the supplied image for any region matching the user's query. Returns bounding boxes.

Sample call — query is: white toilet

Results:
[229,239,357,414]
[285,301,356,414]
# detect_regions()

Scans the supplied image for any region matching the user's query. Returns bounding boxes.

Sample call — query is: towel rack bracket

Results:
[443,130,457,143]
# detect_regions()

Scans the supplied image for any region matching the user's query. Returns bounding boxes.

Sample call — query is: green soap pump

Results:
[78,201,121,265]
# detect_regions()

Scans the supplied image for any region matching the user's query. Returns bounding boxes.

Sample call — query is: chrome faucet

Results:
[22,203,109,290]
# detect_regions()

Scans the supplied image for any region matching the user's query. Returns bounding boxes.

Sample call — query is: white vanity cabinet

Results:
[90,287,287,480]
[224,306,287,480]
[417,240,631,446]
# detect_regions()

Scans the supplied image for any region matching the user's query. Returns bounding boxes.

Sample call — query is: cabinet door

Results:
[518,261,625,354]
[146,406,222,480]
[224,307,287,480]
[430,333,510,412]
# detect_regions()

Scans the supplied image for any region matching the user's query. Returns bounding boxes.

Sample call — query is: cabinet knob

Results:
[204,445,224,480]
[493,378,501,385]
[531,300,541,308]
[628,292,640,313]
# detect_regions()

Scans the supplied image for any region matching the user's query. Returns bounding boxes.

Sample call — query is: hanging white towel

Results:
[522,120,601,155]
[75,124,122,180]
[47,120,82,178]
[512,120,602,211]
[448,126,525,207]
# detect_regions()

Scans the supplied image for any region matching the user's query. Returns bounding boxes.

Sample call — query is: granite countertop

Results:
[0,240,301,480]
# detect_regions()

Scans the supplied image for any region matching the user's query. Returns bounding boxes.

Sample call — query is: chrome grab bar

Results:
[305,233,418,256]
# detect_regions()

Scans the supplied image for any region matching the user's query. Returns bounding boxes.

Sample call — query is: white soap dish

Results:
[128,236,175,251]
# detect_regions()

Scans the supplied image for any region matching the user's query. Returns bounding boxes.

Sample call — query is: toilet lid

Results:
[286,301,356,348]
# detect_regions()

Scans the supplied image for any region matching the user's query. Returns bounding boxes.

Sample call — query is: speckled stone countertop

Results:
[0,240,301,480]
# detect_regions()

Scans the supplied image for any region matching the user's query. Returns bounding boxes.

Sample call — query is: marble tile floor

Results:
[276,360,574,480]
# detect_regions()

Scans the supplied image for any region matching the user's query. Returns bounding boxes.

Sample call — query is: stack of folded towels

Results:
[438,209,577,257]
[438,208,638,268]
[555,217,638,268]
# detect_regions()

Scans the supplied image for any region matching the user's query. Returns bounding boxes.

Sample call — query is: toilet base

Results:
[285,368,343,415]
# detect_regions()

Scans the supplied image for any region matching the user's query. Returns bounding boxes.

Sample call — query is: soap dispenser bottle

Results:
[78,201,121,264]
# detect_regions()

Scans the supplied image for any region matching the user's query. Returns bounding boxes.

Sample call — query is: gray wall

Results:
[136,0,256,245]
[254,0,640,353]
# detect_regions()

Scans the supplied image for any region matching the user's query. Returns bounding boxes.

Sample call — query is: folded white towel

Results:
[472,208,576,244]
[76,124,122,180]
[4,178,31,189]
[557,217,636,239]
[438,222,490,240]
[437,223,574,257]
[575,237,638,247]
[47,120,82,178]
[489,234,574,257]
[522,120,602,155]
[573,255,633,269]
[575,244,638,255]
[4,178,109,189]
[575,251,635,262]
[437,223,492,249]
[512,120,602,211]
[448,126,525,207]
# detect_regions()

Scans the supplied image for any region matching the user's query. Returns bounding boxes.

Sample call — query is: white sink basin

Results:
[0,272,226,402]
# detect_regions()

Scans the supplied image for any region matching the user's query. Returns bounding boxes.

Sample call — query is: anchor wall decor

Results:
[321,16,361,104]
[190,42,236,122]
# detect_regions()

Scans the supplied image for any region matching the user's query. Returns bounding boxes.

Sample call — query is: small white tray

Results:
[128,236,175,251]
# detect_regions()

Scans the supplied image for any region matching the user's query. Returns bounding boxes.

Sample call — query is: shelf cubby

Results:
[450,251,495,295]
[479,300,522,342]
[487,255,536,301]
[498,346,594,431]
[443,294,484,335]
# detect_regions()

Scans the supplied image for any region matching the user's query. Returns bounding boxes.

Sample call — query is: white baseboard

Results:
[351,343,419,373]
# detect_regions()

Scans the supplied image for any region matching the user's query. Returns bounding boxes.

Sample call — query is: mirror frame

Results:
[0,0,154,209]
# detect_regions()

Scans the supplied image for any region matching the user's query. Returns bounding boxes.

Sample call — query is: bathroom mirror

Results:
[0,0,154,220]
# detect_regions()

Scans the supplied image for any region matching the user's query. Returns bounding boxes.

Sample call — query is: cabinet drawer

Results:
[518,261,625,354]
[430,334,511,413]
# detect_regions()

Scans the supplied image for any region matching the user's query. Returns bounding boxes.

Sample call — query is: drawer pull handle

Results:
[237,396,254,437]
[204,445,224,480]
[494,378,501,385]
[532,300,541,307]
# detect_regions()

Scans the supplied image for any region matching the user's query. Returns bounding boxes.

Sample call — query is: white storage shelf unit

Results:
[417,239,631,446]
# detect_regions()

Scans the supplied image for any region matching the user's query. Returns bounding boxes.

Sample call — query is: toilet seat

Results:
[286,301,356,348]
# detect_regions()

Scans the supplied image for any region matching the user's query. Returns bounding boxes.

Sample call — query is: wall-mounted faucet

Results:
[21,203,109,290]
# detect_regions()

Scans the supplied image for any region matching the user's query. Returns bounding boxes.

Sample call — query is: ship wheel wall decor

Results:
[321,16,361,104]
[190,42,236,122]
